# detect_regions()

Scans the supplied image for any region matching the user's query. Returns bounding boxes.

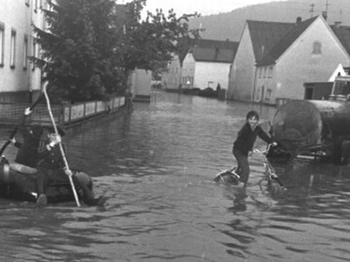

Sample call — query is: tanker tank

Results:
[272,100,350,159]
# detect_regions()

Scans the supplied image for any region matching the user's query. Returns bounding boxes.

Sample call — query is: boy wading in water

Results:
[233,110,276,187]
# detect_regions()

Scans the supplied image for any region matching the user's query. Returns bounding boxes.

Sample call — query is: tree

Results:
[34,0,122,102]
[33,0,201,102]
[118,0,202,81]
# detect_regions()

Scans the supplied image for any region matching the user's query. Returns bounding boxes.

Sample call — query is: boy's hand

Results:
[48,135,61,148]
[271,142,278,147]
[270,174,278,180]
[9,138,16,144]
[24,107,32,116]
[52,134,62,144]
[64,167,73,176]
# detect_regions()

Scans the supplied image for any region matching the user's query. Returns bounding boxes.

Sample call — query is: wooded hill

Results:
[188,0,350,41]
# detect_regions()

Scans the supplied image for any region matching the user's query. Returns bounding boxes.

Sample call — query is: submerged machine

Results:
[271,76,350,164]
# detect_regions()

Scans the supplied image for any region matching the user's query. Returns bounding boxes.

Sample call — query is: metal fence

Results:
[0,95,126,127]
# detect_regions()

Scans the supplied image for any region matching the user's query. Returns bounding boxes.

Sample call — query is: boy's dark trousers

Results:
[233,148,250,183]
[36,167,95,204]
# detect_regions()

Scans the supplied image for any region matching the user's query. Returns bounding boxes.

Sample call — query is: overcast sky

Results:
[118,0,287,16]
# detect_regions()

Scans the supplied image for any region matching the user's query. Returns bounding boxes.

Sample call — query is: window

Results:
[0,23,4,67]
[268,66,273,78]
[34,0,39,12]
[23,35,28,69]
[312,41,322,54]
[10,29,16,69]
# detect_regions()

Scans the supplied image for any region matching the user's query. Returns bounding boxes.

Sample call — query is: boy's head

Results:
[246,110,259,121]
[246,110,259,130]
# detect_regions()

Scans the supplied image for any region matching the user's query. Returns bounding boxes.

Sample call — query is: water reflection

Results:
[0,90,350,261]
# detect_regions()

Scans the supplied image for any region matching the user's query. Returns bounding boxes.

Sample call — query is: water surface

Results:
[1,90,350,262]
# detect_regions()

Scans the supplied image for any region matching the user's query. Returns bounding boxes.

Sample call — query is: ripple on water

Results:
[1,92,350,262]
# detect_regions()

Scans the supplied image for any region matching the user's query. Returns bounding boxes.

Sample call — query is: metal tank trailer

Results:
[270,99,350,164]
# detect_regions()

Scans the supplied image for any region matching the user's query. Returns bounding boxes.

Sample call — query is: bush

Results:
[198,87,217,98]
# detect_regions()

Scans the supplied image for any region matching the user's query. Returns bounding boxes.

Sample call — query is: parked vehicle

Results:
[271,75,350,164]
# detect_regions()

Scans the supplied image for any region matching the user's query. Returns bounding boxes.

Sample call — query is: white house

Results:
[227,19,294,102]
[254,15,350,105]
[161,54,182,90]
[0,0,46,103]
[161,39,238,92]
[182,40,238,90]
[129,68,152,102]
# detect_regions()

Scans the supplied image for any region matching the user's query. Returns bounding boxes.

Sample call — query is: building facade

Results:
[161,54,182,90]
[227,20,293,102]
[254,16,350,105]
[0,0,46,103]
[228,15,350,105]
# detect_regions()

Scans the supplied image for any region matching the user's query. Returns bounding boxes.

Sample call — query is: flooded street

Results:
[1,90,350,262]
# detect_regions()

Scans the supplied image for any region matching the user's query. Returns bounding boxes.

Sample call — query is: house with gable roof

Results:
[254,15,350,105]
[227,19,294,102]
[161,54,182,90]
[228,15,350,105]
[162,39,238,91]
[182,39,238,91]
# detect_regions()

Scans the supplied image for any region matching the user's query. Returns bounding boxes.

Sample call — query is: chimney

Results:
[296,17,302,24]
[322,11,328,20]
[334,21,342,27]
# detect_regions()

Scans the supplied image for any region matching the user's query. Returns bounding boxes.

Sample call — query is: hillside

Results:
[188,0,350,41]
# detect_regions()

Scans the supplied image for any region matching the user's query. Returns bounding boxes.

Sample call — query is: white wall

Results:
[161,54,181,90]
[0,0,44,94]
[276,17,350,101]
[254,17,350,105]
[182,53,195,88]
[227,24,256,101]
[194,62,230,90]
[131,69,152,96]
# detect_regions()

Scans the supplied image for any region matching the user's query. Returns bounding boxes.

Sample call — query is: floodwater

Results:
[1,90,350,262]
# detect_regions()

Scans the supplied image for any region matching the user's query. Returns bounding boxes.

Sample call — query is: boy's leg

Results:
[72,172,108,206]
[72,172,95,205]
[233,149,250,184]
[36,168,49,206]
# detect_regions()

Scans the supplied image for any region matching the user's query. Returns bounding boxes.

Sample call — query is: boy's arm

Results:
[257,125,274,144]
[9,137,22,148]
[18,107,32,134]
[14,141,22,148]
[38,140,52,159]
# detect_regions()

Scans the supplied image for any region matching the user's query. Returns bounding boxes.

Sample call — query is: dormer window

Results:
[312,41,322,54]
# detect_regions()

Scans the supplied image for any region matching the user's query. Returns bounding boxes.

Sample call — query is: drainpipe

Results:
[251,64,258,102]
